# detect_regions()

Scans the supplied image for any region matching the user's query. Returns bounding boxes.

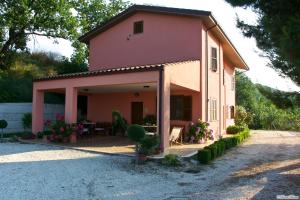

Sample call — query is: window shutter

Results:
[211,47,218,72]
[183,96,192,121]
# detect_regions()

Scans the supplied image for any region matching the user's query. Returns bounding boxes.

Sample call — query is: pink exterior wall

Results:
[166,61,201,92]
[89,12,202,70]
[224,59,236,127]
[199,24,235,136]
[87,91,156,124]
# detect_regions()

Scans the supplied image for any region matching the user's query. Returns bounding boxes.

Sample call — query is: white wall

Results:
[0,103,64,133]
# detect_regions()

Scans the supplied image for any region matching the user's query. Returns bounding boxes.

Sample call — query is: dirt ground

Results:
[0,130,299,200]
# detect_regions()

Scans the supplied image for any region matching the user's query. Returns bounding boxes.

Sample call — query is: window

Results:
[223,69,225,85]
[170,95,192,121]
[210,99,217,121]
[133,21,143,34]
[211,47,218,72]
[230,106,235,119]
[231,76,235,90]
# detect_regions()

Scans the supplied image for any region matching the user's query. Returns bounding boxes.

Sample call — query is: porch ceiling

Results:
[78,82,157,93]
[78,82,188,94]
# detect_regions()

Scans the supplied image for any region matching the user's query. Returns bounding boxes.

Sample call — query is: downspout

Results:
[205,24,217,121]
[158,67,164,149]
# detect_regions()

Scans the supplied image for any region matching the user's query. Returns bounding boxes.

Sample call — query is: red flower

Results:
[60,127,65,132]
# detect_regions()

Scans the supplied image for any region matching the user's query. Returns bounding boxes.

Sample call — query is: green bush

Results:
[205,145,218,159]
[22,113,32,130]
[36,130,52,139]
[0,119,8,129]
[226,125,244,134]
[235,106,252,127]
[163,154,181,167]
[139,135,159,156]
[215,141,226,156]
[127,124,145,143]
[197,149,211,164]
[197,129,250,164]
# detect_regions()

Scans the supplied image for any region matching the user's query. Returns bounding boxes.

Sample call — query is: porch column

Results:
[32,88,44,134]
[65,87,78,124]
[158,68,170,152]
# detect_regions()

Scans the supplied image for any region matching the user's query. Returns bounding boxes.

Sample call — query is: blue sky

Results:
[27,0,300,92]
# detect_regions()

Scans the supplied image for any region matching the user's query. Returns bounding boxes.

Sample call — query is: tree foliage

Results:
[236,72,300,130]
[0,0,129,69]
[0,51,85,103]
[225,0,300,85]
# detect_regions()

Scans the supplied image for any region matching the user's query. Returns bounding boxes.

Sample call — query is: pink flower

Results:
[60,127,64,132]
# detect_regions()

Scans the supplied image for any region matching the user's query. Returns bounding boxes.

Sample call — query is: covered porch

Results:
[32,60,201,153]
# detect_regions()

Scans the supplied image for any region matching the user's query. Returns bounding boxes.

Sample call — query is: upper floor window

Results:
[231,76,235,90]
[211,47,218,72]
[230,106,235,119]
[133,21,143,34]
[170,95,192,121]
[210,99,217,121]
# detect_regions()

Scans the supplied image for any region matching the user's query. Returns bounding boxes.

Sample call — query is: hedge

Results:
[197,149,211,164]
[197,128,250,164]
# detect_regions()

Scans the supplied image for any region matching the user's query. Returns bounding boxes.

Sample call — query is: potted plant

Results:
[127,124,146,164]
[0,119,8,138]
[139,135,160,157]
[188,119,209,143]
[47,114,73,143]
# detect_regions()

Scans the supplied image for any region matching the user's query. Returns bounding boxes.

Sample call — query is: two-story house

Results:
[32,5,248,152]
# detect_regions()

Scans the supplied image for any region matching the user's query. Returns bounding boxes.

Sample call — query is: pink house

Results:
[32,5,248,152]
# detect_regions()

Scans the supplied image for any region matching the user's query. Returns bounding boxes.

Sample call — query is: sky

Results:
[27,0,300,92]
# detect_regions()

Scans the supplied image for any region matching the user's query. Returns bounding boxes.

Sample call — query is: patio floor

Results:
[19,134,230,158]
[64,135,135,156]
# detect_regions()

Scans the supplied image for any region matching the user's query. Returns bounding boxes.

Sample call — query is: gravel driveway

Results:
[0,130,299,200]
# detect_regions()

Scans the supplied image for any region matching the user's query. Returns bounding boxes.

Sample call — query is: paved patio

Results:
[19,134,221,157]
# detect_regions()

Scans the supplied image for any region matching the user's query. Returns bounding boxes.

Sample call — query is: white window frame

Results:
[211,47,218,72]
[231,76,235,91]
[210,98,217,121]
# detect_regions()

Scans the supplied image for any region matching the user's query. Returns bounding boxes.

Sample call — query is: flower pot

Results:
[42,135,48,142]
[62,137,69,143]
[70,133,77,144]
[138,154,148,163]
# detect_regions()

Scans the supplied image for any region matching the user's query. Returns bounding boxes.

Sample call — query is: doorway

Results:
[131,102,143,124]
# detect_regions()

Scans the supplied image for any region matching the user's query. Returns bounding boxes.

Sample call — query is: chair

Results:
[95,122,112,135]
[169,126,183,146]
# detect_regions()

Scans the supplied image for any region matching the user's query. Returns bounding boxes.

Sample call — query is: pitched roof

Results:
[78,5,248,70]
[33,60,198,82]
[79,5,211,43]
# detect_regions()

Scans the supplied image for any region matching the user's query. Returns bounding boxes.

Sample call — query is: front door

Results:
[131,102,143,124]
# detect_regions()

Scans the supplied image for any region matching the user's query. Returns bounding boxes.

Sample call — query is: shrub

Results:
[22,113,32,130]
[235,106,252,127]
[0,119,8,138]
[112,111,128,135]
[127,124,146,164]
[139,135,159,156]
[20,132,36,140]
[127,125,145,143]
[205,145,218,159]
[197,149,211,164]
[226,125,244,134]
[36,130,52,139]
[197,128,250,164]
[215,141,225,156]
[188,119,210,143]
[163,154,181,167]
[0,119,8,129]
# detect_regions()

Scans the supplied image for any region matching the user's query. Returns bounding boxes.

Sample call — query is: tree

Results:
[0,0,129,70]
[225,0,300,85]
